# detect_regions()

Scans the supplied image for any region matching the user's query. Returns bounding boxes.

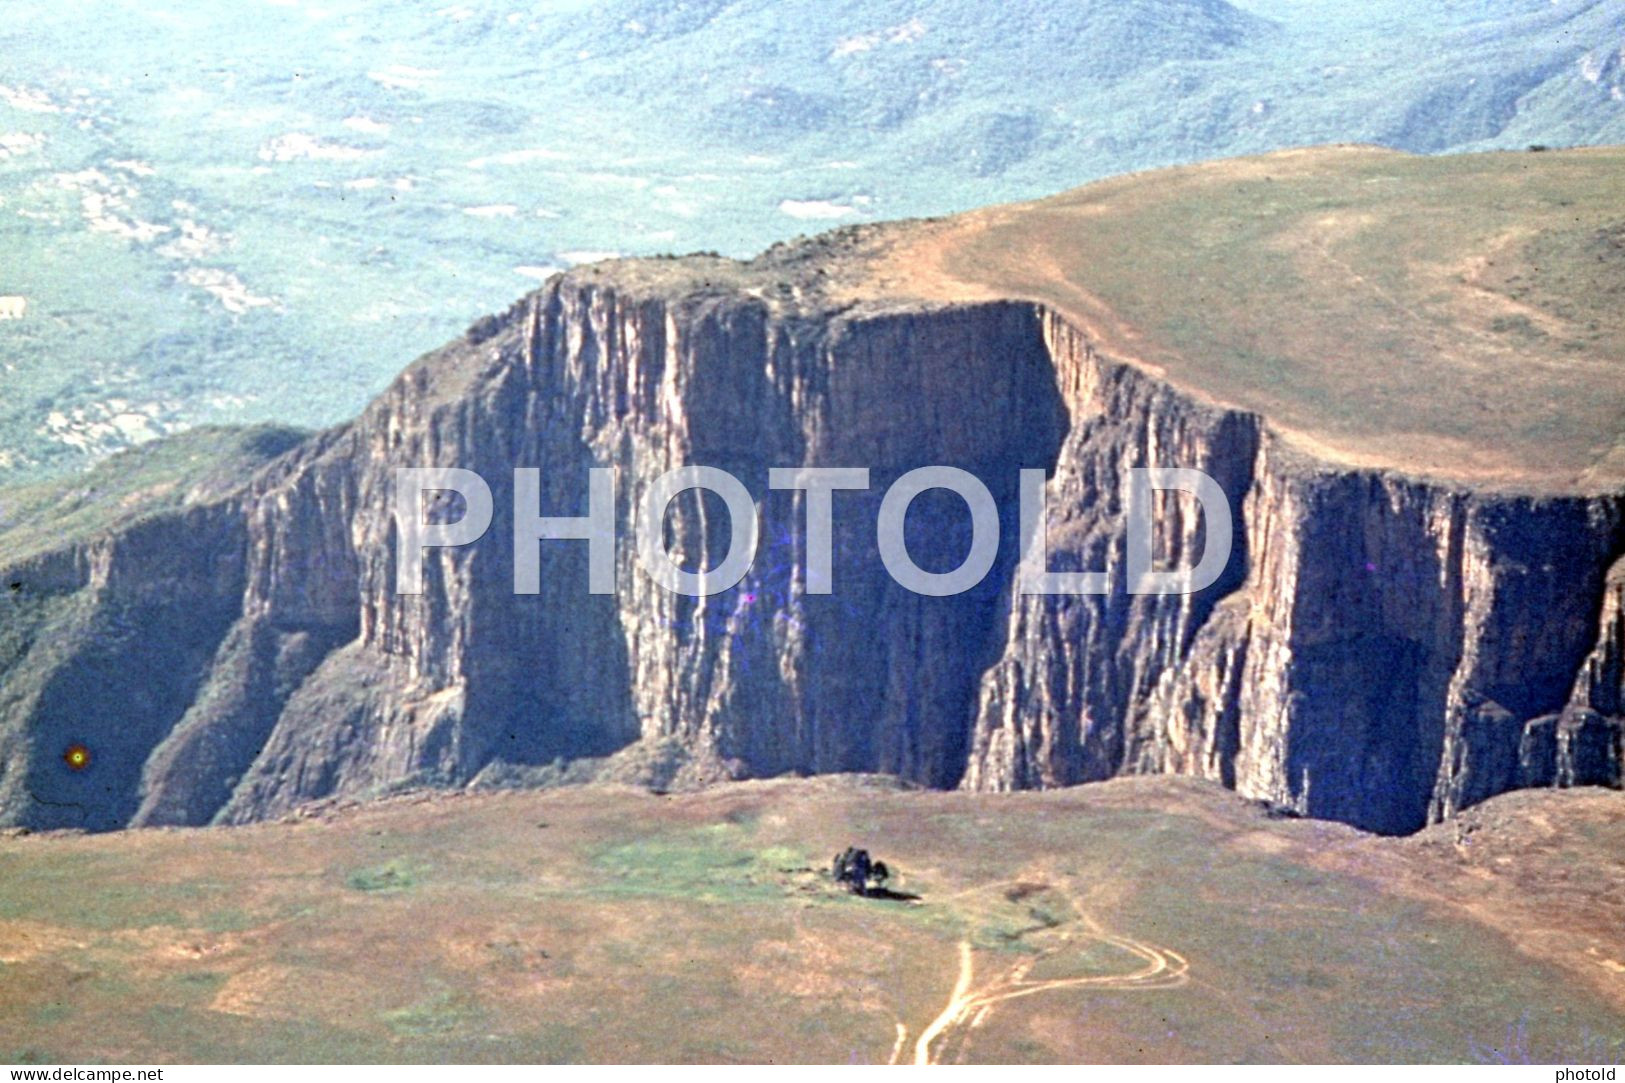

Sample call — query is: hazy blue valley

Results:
[1,0,1622,479]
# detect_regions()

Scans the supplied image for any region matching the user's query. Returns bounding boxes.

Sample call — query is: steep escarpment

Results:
[202,287,1071,824]
[0,275,1616,835]
[1,148,1621,834]
[965,362,1625,833]
[0,500,259,831]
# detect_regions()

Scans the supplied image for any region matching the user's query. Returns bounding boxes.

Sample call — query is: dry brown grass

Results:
[856,145,1625,493]
[0,776,1621,1063]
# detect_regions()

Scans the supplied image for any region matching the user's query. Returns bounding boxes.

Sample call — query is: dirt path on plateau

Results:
[893,904,1189,1065]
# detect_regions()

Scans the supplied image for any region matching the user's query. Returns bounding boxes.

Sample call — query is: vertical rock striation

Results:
[962,309,1624,835]
[0,269,1619,834]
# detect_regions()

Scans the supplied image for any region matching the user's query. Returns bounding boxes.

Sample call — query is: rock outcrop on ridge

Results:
[1,145,1620,833]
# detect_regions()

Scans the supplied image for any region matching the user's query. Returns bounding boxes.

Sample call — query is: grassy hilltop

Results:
[1,777,1622,1063]
[863,144,1625,492]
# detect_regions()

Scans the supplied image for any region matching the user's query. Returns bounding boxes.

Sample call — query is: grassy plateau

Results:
[0,776,1621,1063]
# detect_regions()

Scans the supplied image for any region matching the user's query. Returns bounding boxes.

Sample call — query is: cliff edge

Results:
[1,145,1620,833]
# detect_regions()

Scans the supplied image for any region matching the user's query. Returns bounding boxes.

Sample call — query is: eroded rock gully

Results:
[2,275,1618,834]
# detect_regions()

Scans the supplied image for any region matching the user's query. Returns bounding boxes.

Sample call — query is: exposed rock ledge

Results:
[2,148,1620,834]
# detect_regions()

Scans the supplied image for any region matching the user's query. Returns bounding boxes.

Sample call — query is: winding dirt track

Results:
[893,909,1190,1065]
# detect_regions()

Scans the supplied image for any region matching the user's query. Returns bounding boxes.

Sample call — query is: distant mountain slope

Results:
[0,0,1621,480]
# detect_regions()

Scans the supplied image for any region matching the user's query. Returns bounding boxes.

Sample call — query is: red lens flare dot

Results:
[63,744,91,771]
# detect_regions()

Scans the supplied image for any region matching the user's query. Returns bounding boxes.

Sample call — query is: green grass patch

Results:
[345,858,428,894]
[382,991,479,1038]
[0,425,305,564]
[582,825,822,905]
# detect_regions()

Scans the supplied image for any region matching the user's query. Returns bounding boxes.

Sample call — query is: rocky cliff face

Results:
[1,263,1619,834]
[964,333,1625,834]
